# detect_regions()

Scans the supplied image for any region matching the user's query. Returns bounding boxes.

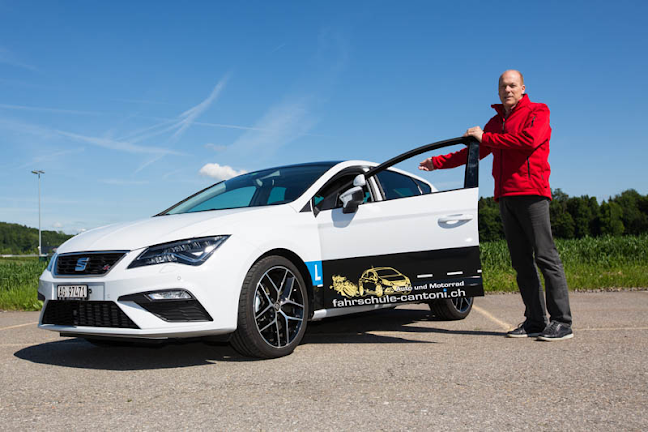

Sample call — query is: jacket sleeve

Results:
[431,139,492,170]
[481,104,551,150]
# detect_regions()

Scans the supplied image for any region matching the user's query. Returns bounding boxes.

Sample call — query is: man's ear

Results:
[522,85,526,94]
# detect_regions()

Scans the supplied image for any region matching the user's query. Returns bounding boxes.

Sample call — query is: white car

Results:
[38,137,483,358]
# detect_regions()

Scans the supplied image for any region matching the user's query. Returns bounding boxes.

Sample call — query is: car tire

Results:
[428,297,473,320]
[375,284,383,297]
[231,256,309,359]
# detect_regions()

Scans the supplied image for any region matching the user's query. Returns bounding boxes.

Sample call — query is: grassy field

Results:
[481,234,648,292]
[0,258,46,310]
[1,235,647,311]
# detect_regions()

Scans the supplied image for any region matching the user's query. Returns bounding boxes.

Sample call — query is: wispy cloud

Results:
[118,75,231,173]
[0,103,103,116]
[0,117,58,139]
[133,154,166,174]
[112,98,172,106]
[268,43,286,55]
[170,75,230,143]
[17,147,85,170]
[0,118,182,157]
[199,163,247,181]
[55,130,187,156]
[101,179,150,185]
[229,97,318,158]
[0,47,37,71]
[204,143,227,151]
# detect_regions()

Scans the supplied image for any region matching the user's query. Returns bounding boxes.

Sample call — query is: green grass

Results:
[0,257,46,310]
[1,235,647,311]
[481,234,648,292]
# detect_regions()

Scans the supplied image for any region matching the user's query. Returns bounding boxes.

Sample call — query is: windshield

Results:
[163,162,337,215]
[376,269,402,277]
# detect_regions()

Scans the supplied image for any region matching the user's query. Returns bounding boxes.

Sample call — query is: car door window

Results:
[314,171,373,212]
[413,178,432,194]
[375,170,421,200]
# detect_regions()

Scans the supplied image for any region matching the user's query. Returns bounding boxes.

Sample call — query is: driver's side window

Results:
[313,171,373,212]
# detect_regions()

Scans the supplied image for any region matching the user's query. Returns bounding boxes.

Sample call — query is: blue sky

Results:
[1,0,646,234]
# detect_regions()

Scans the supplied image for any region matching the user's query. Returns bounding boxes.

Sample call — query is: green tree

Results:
[550,189,575,239]
[599,201,624,236]
[478,197,504,242]
[612,189,648,235]
[566,197,594,238]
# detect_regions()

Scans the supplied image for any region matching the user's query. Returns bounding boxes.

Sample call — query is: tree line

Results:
[0,222,73,255]
[479,189,648,242]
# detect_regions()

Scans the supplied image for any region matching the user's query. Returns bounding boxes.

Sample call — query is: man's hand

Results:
[463,126,484,142]
[418,157,435,171]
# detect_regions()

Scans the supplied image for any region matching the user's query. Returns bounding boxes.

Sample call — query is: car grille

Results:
[138,300,213,322]
[42,301,139,328]
[55,252,127,276]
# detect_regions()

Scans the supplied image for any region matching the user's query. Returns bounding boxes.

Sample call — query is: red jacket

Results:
[431,94,552,201]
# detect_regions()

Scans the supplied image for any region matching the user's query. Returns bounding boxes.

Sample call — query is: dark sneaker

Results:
[506,321,544,338]
[537,321,574,341]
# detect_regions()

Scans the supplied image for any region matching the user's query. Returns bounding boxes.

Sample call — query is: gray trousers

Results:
[499,196,572,327]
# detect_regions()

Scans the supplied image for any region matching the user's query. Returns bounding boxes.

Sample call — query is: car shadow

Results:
[302,307,503,344]
[14,307,503,370]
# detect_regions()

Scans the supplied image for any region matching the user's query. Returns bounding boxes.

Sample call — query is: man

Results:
[419,70,573,341]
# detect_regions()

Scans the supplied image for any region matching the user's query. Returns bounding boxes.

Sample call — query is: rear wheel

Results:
[428,297,473,320]
[231,256,309,358]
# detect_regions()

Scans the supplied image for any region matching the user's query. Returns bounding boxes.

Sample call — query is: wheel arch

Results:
[255,248,316,319]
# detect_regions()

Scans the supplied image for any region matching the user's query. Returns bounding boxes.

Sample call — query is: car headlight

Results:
[127,236,229,269]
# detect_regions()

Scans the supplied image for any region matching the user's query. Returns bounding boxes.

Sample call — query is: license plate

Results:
[57,285,88,300]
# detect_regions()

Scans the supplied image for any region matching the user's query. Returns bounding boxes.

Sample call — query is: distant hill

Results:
[0,222,73,255]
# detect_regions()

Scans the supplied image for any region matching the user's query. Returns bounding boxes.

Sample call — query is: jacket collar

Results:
[492,93,530,118]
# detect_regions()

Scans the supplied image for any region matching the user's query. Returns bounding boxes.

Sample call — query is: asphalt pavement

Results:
[1,291,647,431]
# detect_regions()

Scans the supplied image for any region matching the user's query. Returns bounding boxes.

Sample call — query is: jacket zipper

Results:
[499,117,505,196]
[526,116,536,180]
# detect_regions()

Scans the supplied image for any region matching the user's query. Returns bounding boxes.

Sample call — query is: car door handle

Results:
[439,214,474,223]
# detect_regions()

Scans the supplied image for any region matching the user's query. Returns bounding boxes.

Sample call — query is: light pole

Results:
[31,170,45,256]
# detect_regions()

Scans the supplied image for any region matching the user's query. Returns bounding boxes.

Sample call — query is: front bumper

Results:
[38,239,258,340]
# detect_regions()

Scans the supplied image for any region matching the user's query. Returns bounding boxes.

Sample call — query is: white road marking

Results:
[447,271,463,276]
[576,327,648,331]
[0,322,38,331]
[472,305,512,330]
[417,274,433,278]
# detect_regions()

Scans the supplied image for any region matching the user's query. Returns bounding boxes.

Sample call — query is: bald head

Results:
[499,70,524,86]
[498,70,526,114]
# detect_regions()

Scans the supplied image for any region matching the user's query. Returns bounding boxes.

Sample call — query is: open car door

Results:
[315,137,483,310]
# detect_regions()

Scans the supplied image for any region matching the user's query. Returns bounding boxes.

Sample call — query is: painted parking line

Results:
[576,327,648,331]
[472,305,512,331]
[0,322,38,331]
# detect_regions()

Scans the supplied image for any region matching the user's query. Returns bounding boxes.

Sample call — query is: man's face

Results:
[498,72,525,109]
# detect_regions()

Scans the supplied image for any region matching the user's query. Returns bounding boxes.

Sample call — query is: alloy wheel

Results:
[253,265,305,348]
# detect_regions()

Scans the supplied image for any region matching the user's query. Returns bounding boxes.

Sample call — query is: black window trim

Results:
[364,136,479,189]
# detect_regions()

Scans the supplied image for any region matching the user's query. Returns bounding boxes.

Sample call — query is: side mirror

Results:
[340,186,364,214]
[353,174,366,187]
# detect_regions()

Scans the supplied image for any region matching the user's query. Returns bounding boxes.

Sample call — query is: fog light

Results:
[146,290,193,301]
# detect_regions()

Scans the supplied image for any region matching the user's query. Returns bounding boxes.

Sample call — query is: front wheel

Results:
[428,297,473,320]
[231,256,309,359]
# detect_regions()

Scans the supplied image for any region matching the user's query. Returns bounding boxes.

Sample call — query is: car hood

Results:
[57,207,288,253]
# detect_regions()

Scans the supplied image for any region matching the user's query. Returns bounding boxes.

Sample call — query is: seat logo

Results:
[75,257,90,271]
